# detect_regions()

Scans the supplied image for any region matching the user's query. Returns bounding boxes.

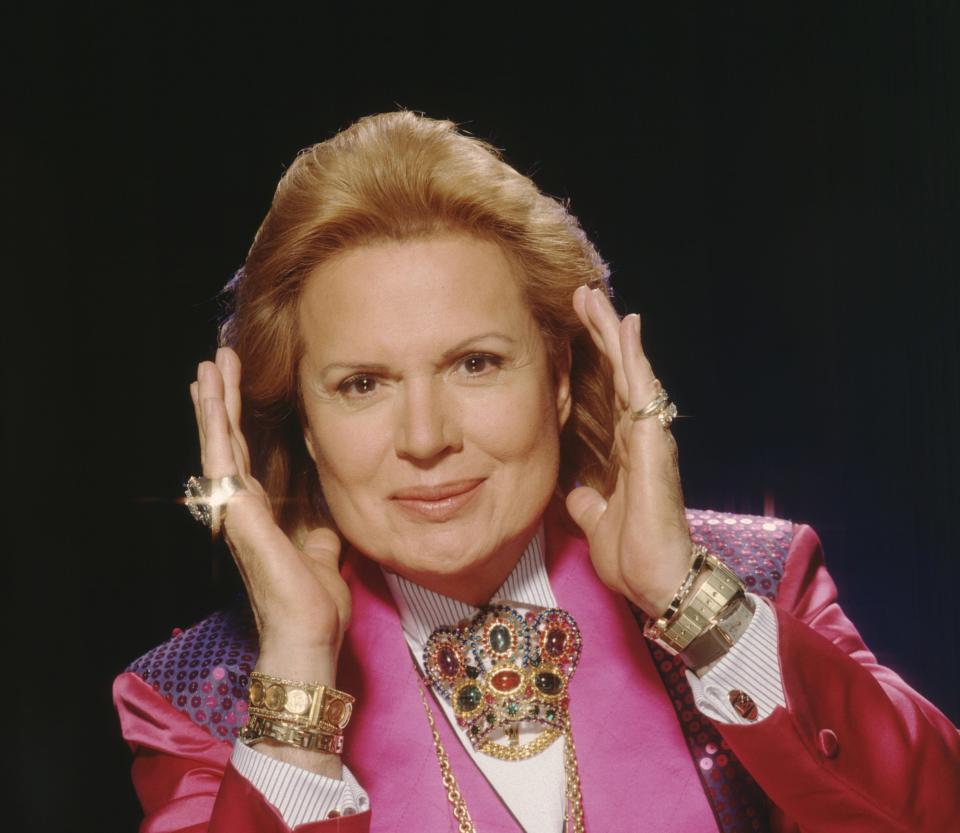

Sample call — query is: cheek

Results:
[306,411,390,494]
[468,381,560,462]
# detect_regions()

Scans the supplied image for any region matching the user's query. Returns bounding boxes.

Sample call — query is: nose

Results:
[394,376,462,462]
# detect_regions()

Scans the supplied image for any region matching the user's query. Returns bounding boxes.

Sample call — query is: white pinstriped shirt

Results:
[232,526,785,828]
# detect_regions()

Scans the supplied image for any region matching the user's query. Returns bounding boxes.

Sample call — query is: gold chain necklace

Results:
[418,679,586,833]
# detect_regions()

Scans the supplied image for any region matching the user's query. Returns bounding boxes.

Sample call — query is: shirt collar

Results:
[381,524,556,658]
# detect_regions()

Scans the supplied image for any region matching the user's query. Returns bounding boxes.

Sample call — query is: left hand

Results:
[566,286,693,618]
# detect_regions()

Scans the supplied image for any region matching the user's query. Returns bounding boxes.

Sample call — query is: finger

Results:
[216,347,251,472]
[201,396,239,478]
[573,286,612,368]
[565,485,608,541]
[198,358,250,478]
[190,379,206,466]
[586,288,629,405]
[619,314,658,412]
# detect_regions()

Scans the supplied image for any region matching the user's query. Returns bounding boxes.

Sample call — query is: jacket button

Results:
[818,729,840,758]
[728,689,758,721]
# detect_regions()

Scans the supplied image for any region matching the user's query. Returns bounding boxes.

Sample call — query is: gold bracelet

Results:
[241,714,345,753]
[644,553,746,654]
[658,543,709,624]
[248,672,355,734]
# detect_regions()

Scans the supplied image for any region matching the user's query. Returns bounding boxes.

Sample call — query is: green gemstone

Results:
[489,624,512,653]
[529,705,539,717]
[485,712,496,724]
[506,702,519,715]
[546,709,556,721]
[456,684,482,712]
[470,725,479,735]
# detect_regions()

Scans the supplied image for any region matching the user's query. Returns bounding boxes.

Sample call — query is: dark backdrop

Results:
[7,3,958,831]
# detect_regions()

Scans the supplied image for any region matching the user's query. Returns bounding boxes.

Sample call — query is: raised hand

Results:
[566,287,692,618]
[191,347,350,687]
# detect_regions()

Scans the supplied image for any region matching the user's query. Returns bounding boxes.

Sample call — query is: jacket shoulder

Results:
[125,604,260,743]
[685,507,797,601]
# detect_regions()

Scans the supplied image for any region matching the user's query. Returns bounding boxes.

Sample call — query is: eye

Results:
[458,353,503,376]
[338,374,378,397]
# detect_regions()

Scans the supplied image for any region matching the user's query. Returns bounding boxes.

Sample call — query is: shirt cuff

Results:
[685,594,786,724]
[231,737,370,826]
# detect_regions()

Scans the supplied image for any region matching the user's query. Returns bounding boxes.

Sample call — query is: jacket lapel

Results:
[544,505,720,832]
[339,550,523,831]
[338,505,719,832]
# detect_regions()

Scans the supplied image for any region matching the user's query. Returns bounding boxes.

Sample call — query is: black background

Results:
[7,3,959,831]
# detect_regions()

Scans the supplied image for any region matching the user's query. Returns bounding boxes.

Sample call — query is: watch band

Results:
[680,593,756,672]
[644,553,746,654]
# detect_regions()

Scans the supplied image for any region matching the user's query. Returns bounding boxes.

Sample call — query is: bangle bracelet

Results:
[248,672,355,734]
[242,714,345,754]
[658,543,709,625]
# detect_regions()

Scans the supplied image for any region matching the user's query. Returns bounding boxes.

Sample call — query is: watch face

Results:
[264,684,286,711]
[285,688,310,715]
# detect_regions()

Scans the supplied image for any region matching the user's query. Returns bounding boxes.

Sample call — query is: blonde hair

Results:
[220,111,617,539]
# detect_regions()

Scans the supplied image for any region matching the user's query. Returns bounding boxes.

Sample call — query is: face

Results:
[297,234,571,604]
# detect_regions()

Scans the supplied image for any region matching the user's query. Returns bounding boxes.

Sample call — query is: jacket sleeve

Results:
[113,672,370,833]
[714,524,960,833]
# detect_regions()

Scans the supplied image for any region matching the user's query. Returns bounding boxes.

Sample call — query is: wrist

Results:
[628,540,698,617]
[255,647,339,688]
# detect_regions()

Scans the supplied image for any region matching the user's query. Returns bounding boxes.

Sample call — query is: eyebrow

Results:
[315,332,519,377]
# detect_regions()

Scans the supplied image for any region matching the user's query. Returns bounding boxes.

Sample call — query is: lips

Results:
[390,479,485,521]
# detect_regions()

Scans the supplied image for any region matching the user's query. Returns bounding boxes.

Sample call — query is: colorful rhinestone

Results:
[491,669,522,693]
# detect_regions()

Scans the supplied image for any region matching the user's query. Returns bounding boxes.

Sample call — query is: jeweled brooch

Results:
[423,605,582,759]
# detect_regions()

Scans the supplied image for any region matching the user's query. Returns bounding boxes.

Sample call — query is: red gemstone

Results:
[545,628,567,657]
[491,670,522,692]
[438,646,460,678]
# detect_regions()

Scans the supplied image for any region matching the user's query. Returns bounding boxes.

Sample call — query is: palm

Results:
[566,287,691,617]
[192,348,351,657]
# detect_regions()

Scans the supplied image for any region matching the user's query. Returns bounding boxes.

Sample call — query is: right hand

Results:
[191,347,351,686]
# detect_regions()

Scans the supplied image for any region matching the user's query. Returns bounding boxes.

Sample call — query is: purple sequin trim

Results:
[127,606,259,742]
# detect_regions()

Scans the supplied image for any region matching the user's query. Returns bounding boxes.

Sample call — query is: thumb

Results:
[566,486,608,541]
[300,527,342,569]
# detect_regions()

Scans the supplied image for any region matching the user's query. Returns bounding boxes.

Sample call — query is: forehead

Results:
[297,235,541,360]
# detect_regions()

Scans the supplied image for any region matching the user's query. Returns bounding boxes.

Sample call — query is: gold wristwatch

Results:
[681,593,756,673]
[644,553,746,655]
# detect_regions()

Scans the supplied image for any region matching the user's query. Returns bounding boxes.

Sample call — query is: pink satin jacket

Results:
[114,506,960,832]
